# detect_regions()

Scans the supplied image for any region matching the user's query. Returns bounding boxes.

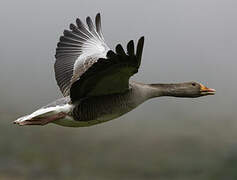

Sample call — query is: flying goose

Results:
[14,13,215,127]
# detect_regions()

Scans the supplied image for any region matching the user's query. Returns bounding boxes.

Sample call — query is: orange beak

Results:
[200,84,216,95]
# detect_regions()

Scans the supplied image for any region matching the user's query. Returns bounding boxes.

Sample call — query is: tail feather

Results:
[14,104,73,125]
[14,108,56,124]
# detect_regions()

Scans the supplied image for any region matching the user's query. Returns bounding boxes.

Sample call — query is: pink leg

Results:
[15,112,67,126]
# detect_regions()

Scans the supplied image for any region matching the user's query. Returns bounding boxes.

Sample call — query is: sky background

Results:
[0,0,237,179]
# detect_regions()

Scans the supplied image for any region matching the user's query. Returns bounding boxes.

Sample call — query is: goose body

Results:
[14,14,215,127]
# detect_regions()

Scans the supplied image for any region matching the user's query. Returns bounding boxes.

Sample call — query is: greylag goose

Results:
[14,13,215,127]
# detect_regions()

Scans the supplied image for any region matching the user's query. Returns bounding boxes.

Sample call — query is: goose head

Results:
[167,82,216,98]
[149,82,216,98]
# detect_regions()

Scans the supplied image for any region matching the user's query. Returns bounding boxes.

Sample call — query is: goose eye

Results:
[192,83,196,86]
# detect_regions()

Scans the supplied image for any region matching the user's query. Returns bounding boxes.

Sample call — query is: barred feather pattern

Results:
[72,89,135,122]
[54,13,109,96]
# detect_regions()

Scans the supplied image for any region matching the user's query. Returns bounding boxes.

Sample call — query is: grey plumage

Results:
[14,13,215,127]
[72,84,139,122]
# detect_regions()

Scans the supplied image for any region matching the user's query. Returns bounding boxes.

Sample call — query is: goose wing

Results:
[70,37,145,102]
[54,13,110,96]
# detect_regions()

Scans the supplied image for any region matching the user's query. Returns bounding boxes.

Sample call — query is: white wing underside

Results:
[54,13,110,96]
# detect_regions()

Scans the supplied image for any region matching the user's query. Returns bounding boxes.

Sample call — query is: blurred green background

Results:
[1,0,237,179]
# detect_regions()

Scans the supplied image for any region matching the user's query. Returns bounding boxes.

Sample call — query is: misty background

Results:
[0,0,237,179]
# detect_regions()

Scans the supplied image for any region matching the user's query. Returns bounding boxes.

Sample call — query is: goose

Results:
[14,13,215,127]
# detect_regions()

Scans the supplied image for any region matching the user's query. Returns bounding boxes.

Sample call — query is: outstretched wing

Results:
[54,13,110,96]
[70,37,145,102]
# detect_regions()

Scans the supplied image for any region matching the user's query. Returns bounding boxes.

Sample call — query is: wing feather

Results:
[86,16,101,40]
[54,13,109,96]
[70,37,145,102]
[127,40,135,56]
[95,13,104,41]
[116,44,126,56]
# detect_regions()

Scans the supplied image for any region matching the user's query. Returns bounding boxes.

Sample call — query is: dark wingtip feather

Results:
[116,44,126,56]
[95,13,104,40]
[127,40,135,56]
[95,13,101,26]
[76,18,84,28]
[95,13,101,27]
[96,13,101,18]
[136,36,145,66]
[86,16,92,27]
[69,23,77,31]
[139,36,145,43]
[107,50,117,58]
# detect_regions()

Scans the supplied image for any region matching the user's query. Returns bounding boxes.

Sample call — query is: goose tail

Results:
[14,104,72,126]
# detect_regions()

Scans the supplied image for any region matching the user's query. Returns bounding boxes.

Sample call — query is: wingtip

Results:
[96,13,101,18]
[86,16,91,21]
[86,16,92,26]
[69,23,77,30]
[127,40,135,56]
[127,40,135,49]
[115,44,126,55]
[107,50,117,58]
[76,18,82,24]
[139,36,145,42]
[116,43,123,49]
